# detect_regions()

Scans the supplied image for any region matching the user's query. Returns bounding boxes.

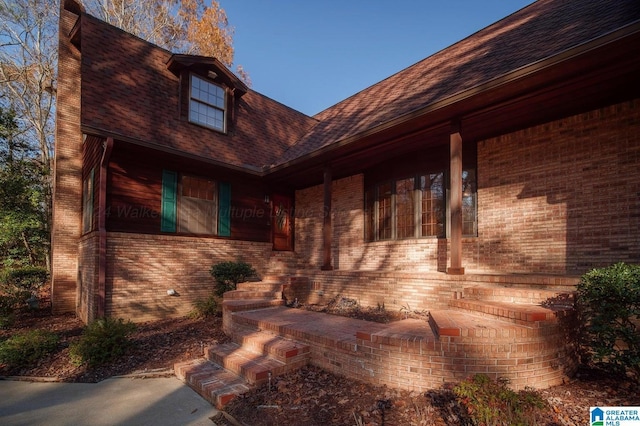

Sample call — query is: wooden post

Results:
[97,137,114,318]
[448,128,465,275]
[321,165,333,270]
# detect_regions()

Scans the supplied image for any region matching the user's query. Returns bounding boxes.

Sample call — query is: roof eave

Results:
[266,19,640,175]
[81,125,265,176]
[166,54,249,96]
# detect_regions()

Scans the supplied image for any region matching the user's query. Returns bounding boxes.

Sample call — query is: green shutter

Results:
[218,182,231,237]
[161,170,177,232]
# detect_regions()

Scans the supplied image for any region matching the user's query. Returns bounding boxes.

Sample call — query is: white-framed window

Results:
[189,74,226,132]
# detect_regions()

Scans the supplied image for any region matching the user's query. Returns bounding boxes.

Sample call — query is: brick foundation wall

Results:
[104,233,275,322]
[282,270,578,313]
[295,100,640,277]
[78,233,99,323]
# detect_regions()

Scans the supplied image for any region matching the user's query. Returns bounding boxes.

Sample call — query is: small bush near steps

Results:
[453,374,548,426]
[70,318,136,367]
[210,260,256,296]
[0,329,59,369]
[190,293,221,318]
[576,262,640,380]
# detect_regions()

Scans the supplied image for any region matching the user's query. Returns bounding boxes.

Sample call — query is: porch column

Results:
[448,127,465,275]
[321,165,333,270]
[97,137,114,318]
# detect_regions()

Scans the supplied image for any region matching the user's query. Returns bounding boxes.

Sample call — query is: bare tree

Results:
[0,0,58,268]
[0,0,58,168]
[84,0,235,66]
[83,0,247,80]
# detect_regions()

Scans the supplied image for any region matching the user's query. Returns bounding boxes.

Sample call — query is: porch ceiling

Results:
[265,27,640,190]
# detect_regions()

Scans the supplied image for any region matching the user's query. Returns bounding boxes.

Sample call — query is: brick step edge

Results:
[236,281,283,292]
[205,343,307,384]
[174,358,251,408]
[223,289,283,300]
[230,329,311,363]
[222,299,284,312]
[449,299,559,325]
[429,309,544,339]
[461,286,575,305]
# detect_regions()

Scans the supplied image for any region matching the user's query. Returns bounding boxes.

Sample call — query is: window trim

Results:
[188,73,227,133]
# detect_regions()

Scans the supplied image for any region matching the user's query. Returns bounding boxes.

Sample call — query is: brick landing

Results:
[176,279,577,407]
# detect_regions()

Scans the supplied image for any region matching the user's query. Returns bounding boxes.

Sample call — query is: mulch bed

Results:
[1,302,638,426]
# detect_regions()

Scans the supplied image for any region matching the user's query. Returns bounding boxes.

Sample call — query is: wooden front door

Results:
[272,194,293,251]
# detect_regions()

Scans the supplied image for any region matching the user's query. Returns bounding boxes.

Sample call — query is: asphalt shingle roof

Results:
[78,0,640,171]
[275,0,640,166]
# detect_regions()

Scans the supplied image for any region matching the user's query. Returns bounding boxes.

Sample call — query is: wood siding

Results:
[106,142,271,242]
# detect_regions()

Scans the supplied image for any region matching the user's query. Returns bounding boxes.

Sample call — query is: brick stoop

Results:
[425,285,577,388]
[176,279,312,408]
[178,278,579,405]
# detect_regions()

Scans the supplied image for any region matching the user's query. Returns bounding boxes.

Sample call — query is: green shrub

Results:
[576,262,640,379]
[453,374,548,426]
[70,318,136,367]
[0,266,49,292]
[190,294,221,318]
[0,294,17,328]
[0,329,58,368]
[210,260,256,296]
[0,266,48,310]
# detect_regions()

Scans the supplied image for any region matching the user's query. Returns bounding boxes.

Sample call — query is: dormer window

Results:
[189,74,226,132]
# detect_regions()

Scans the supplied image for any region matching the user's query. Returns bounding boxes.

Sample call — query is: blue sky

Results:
[221,1,535,116]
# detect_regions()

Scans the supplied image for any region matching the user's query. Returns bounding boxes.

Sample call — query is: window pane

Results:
[190,75,225,131]
[179,176,217,234]
[462,169,477,236]
[396,178,415,239]
[364,188,375,241]
[420,173,444,237]
[377,182,392,240]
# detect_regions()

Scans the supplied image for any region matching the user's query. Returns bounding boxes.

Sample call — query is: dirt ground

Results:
[1,303,638,426]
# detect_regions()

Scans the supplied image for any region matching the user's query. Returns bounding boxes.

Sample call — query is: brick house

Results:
[53,0,640,325]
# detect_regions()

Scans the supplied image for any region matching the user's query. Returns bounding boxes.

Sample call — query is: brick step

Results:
[429,309,537,340]
[231,306,388,352]
[356,318,437,348]
[223,289,282,300]
[236,281,283,292]
[222,298,284,313]
[174,358,251,408]
[206,342,304,385]
[230,328,310,364]
[448,299,559,326]
[462,286,574,305]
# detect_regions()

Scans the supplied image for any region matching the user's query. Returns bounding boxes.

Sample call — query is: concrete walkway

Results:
[0,376,217,426]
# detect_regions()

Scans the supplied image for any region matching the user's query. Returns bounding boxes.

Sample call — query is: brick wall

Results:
[295,175,446,272]
[104,233,275,322]
[283,270,578,314]
[78,233,99,323]
[51,5,83,313]
[295,99,640,278]
[477,99,640,274]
